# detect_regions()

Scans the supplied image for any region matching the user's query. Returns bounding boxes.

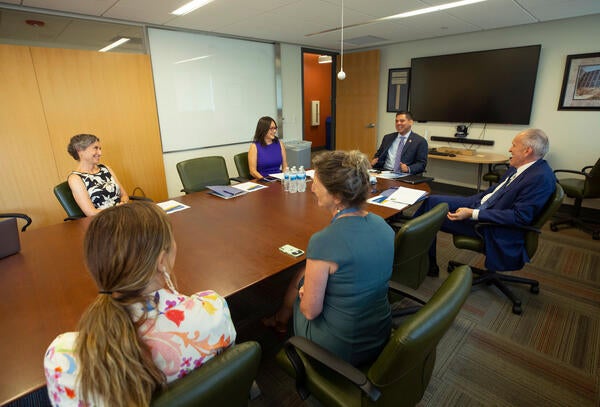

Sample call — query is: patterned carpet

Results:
[9,223,598,406]
[240,225,600,407]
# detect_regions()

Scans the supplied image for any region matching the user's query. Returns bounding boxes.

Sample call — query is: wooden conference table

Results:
[0,178,428,405]
[428,152,508,192]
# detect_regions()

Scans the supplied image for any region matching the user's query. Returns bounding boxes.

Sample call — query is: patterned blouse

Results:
[44,289,237,406]
[71,164,121,209]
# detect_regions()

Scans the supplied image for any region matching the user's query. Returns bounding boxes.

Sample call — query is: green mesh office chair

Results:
[152,341,261,407]
[176,156,232,194]
[234,152,251,181]
[54,181,152,221]
[448,184,564,314]
[54,181,86,220]
[482,163,509,187]
[276,266,472,407]
[550,158,600,240]
[392,203,448,290]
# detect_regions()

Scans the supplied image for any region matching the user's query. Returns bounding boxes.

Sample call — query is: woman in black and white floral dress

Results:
[67,134,129,216]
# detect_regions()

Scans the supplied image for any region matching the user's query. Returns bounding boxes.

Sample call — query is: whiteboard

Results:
[148,28,277,152]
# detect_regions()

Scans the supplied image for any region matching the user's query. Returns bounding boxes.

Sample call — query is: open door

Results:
[334,49,380,158]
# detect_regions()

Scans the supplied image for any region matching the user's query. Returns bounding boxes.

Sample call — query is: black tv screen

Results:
[409,45,541,125]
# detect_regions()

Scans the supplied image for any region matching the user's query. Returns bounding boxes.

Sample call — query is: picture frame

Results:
[558,52,600,110]
[387,68,410,112]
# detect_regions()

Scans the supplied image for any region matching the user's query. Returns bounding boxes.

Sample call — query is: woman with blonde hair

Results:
[264,150,394,366]
[44,201,236,406]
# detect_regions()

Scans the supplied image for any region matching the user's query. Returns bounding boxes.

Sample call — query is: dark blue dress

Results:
[255,141,283,177]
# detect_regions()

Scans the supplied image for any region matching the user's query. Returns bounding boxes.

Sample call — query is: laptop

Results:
[0,217,21,259]
[397,174,434,185]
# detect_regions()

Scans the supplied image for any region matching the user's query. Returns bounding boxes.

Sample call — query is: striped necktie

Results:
[478,167,517,210]
[393,136,407,173]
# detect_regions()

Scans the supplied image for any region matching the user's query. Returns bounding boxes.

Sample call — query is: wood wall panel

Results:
[0,45,63,227]
[31,47,167,206]
[0,45,167,229]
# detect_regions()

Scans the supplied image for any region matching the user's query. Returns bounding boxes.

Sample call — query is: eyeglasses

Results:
[269,126,278,130]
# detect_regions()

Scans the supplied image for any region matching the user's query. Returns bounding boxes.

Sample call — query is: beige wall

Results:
[0,45,168,228]
[375,14,600,207]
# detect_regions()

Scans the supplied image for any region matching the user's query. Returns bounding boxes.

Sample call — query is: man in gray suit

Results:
[371,111,428,174]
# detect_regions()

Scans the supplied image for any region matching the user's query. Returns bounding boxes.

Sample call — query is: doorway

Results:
[301,49,336,151]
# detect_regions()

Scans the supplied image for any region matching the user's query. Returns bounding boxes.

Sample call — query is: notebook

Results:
[0,218,21,259]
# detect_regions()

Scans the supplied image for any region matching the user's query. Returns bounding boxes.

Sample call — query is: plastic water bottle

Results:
[297,166,306,192]
[289,166,298,193]
[283,166,290,192]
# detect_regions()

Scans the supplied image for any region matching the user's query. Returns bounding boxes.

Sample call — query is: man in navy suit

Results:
[371,111,428,174]
[417,128,555,276]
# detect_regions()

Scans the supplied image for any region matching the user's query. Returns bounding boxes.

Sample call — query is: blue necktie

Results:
[478,167,517,209]
[393,136,407,173]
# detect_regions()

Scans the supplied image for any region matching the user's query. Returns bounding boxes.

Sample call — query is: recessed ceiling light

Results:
[99,37,130,52]
[171,0,214,16]
[318,55,332,64]
[306,0,487,37]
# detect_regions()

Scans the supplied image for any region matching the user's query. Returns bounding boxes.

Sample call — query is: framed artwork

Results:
[558,52,600,110]
[387,68,410,112]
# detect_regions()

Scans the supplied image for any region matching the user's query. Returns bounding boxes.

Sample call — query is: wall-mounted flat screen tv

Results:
[409,45,541,125]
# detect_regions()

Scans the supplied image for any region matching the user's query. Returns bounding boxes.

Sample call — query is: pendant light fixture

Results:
[337,0,346,80]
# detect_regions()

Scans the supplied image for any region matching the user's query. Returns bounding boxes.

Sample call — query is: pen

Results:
[248,185,262,191]
[222,190,234,195]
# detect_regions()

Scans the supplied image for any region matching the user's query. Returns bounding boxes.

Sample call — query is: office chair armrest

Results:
[64,215,85,222]
[129,195,153,202]
[181,188,195,194]
[582,165,593,174]
[553,169,589,178]
[492,163,509,171]
[283,336,381,402]
[0,213,32,231]
[388,280,428,304]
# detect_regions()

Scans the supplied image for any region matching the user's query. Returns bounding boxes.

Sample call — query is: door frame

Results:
[301,47,338,149]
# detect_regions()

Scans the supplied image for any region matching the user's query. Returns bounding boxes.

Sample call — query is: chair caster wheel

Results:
[550,223,558,232]
[530,285,539,294]
[512,304,522,315]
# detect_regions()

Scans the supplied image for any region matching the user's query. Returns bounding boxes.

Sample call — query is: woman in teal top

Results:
[265,150,394,366]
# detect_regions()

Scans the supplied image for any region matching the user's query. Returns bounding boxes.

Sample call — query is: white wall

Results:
[162,43,303,197]
[376,14,600,207]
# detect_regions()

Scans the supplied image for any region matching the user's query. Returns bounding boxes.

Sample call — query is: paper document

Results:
[375,171,409,180]
[206,185,247,199]
[368,188,409,210]
[157,200,190,214]
[388,187,428,204]
[233,182,267,192]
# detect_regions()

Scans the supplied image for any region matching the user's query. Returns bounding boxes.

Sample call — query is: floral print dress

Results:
[44,289,236,406]
[71,164,121,209]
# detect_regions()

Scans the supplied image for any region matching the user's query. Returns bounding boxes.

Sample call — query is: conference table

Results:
[428,152,509,192]
[0,178,428,405]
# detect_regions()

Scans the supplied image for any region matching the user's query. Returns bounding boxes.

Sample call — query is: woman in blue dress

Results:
[265,150,394,366]
[248,116,288,179]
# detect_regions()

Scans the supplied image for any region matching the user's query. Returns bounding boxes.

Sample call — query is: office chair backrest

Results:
[151,341,261,407]
[586,157,600,196]
[234,152,251,181]
[54,181,85,219]
[366,265,471,407]
[176,156,230,193]
[392,203,449,289]
[525,183,564,257]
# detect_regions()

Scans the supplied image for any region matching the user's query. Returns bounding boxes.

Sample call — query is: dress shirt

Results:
[472,160,537,220]
[383,131,412,171]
